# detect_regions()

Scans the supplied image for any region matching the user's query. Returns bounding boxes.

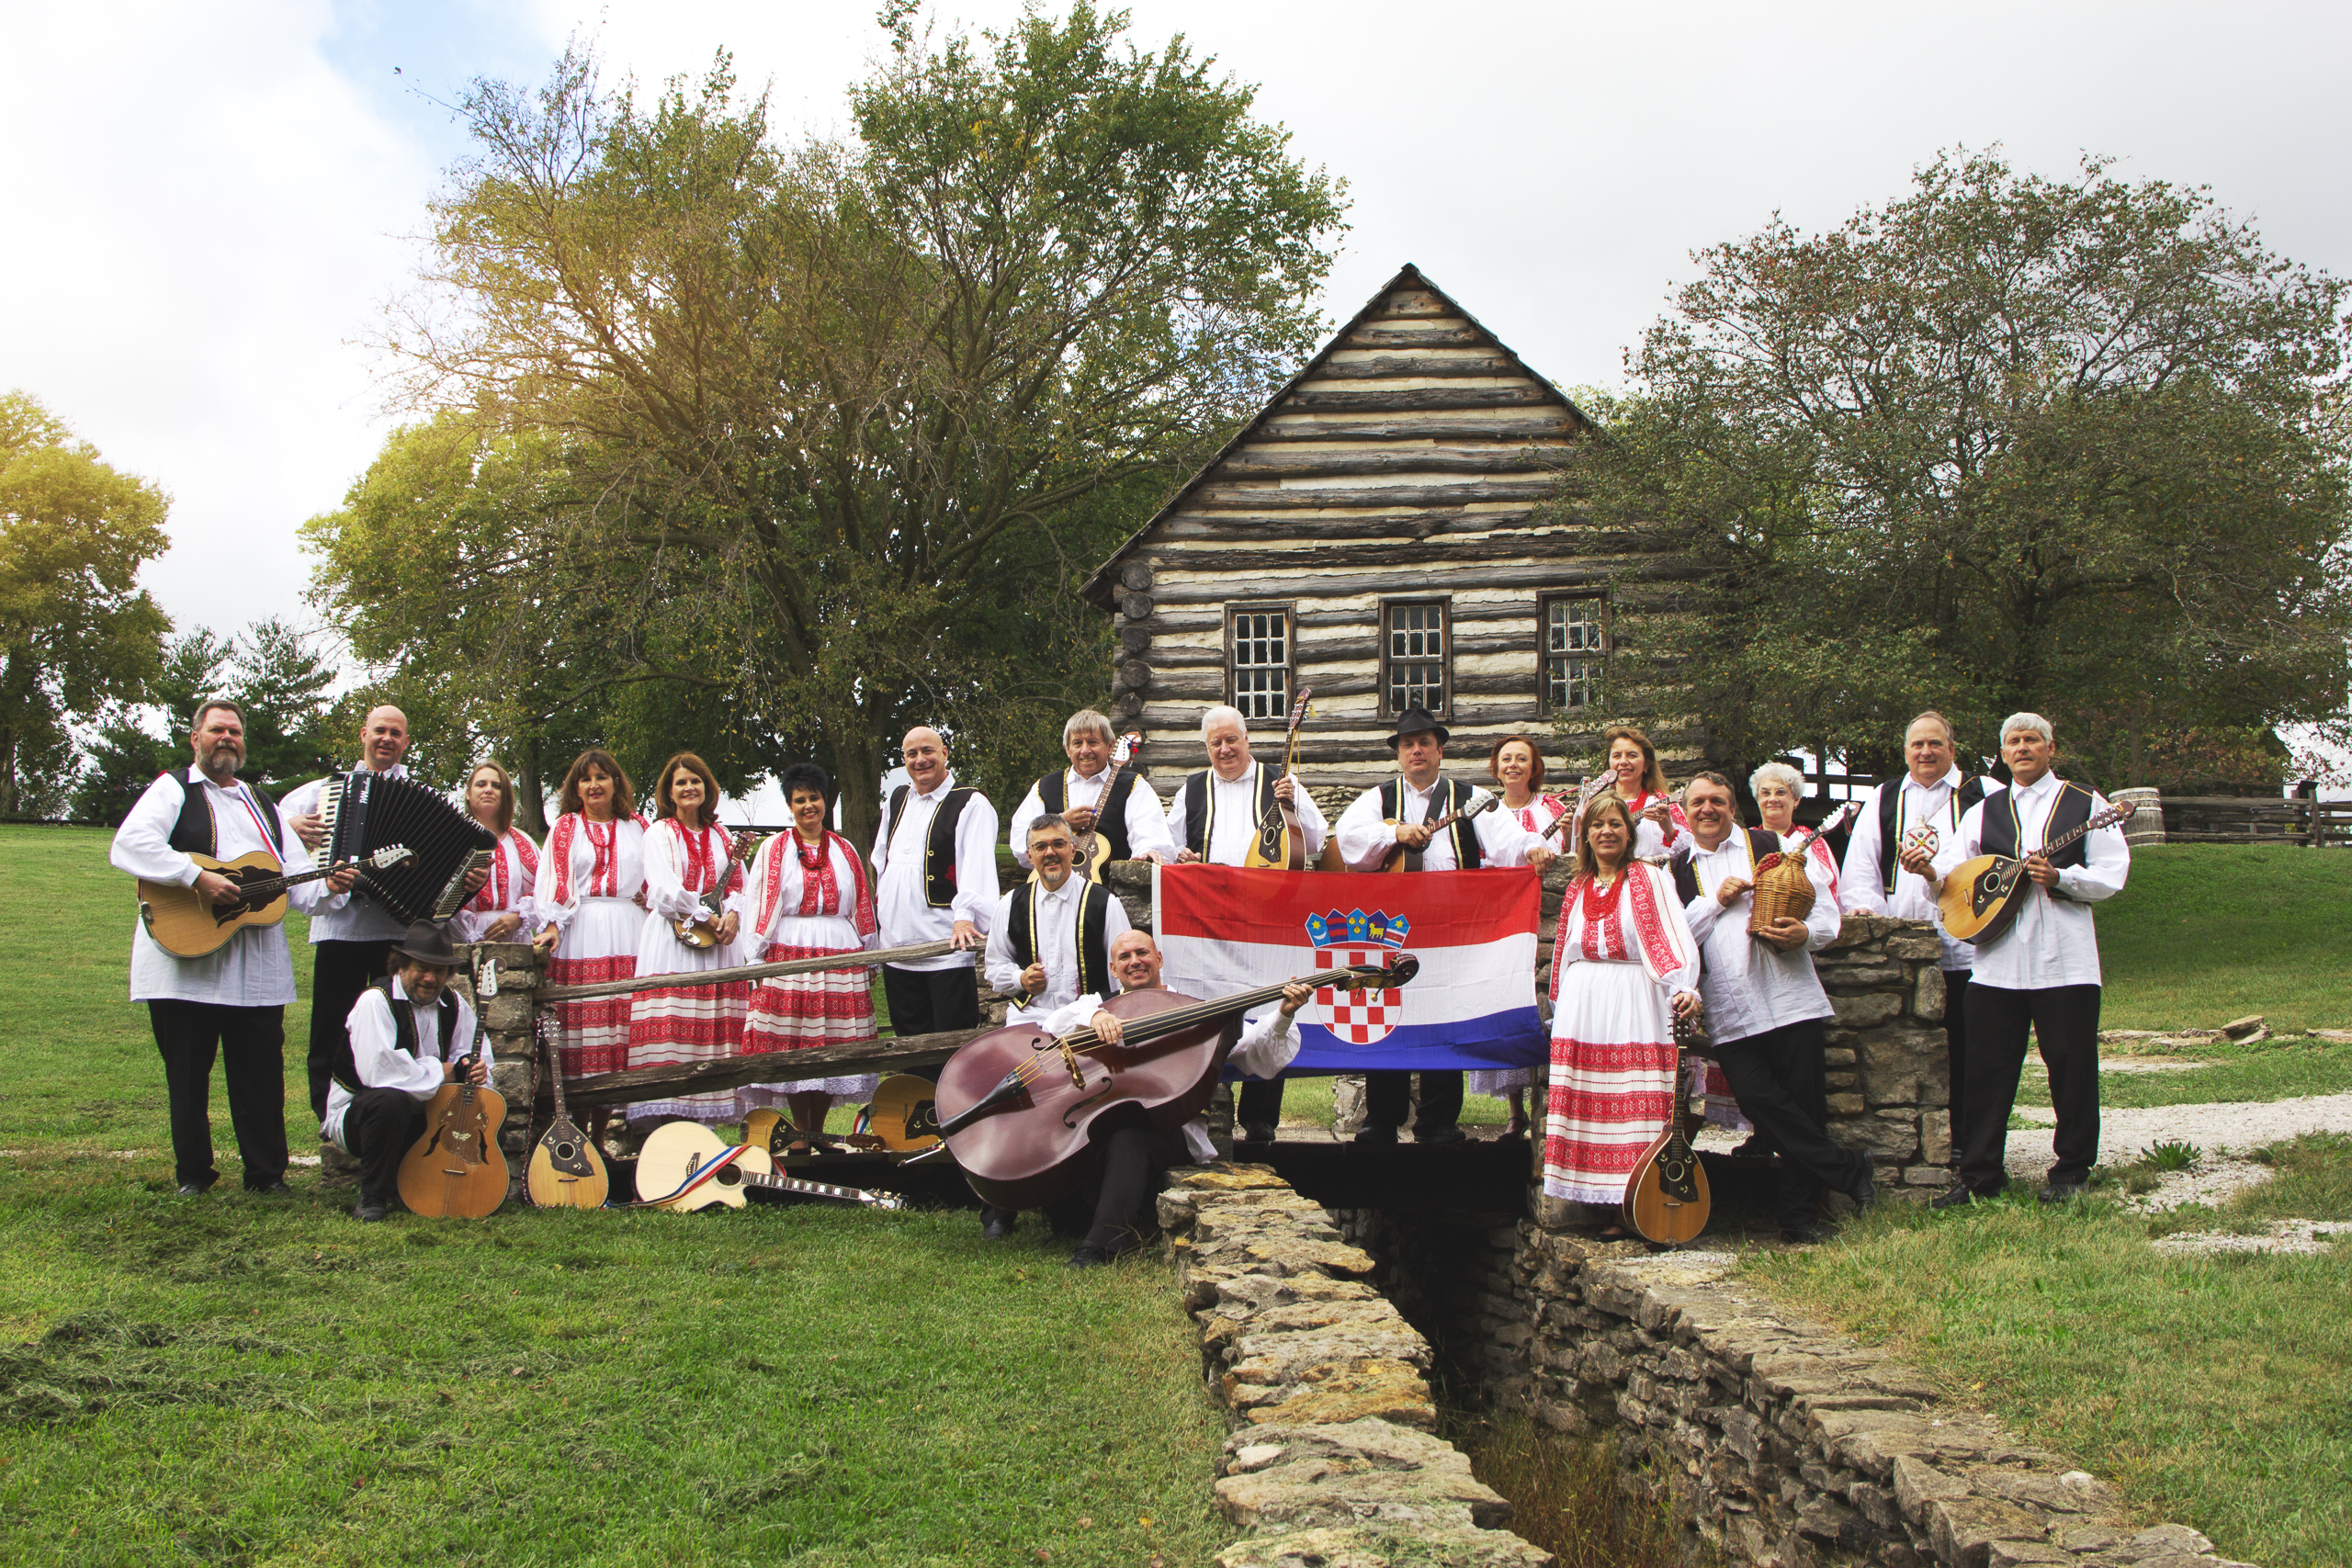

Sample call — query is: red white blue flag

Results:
[1153,864,1544,1073]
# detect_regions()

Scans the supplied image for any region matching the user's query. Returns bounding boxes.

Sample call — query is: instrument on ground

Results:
[935,959,1417,1212]
[1937,799,2139,944]
[1378,793,1498,873]
[525,1005,609,1209]
[673,829,763,949]
[1064,733,1143,882]
[137,844,413,958]
[1244,688,1315,870]
[395,1013,508,1219]
[322,771,497,923]
[1747,802,1858,937]
[1623,1028,1712,1246]
[631,1122,908,1211]
[861,1075,943,1152]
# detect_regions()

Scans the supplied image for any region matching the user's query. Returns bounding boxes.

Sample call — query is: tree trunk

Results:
[829,718,885,863]
[514,734,548,837]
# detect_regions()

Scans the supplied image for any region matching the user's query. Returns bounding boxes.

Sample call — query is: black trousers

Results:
[1237,1077,1285,1134]
[342,1088,428,1208]
[307,940,393,1121]
[1053,1102,1188,1253]
[1941,967,1973,1166]
[1364,1070,1463,1134]
[1712,1018,1867,1234]
[1960,982,2101,1193]
[148,1000,288,1190]
[883,964,980,1086]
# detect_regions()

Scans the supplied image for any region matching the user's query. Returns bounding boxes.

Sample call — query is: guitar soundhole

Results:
[715,1165,743,1189]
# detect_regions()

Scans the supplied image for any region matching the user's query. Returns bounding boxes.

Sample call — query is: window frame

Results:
[1537,591,1609,716]
[1378,594,1454,721]
[1224,601,1297,724]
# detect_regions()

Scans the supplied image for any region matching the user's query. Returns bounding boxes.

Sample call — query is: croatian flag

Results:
[1153,864,1544,1073]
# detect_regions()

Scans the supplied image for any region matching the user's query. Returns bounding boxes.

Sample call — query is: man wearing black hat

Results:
[321,920,483,1222]
[1334,707,1555,1145]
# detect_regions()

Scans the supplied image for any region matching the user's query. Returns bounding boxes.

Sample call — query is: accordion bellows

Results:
[322,772,497,925]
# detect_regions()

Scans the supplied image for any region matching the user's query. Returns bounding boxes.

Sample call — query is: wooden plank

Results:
[1342,325,1485,348]
[1285,386,1556,412]
[1216,449,1564,479]
[1150,520,1655,551]
[1148,563,1690,605]
[1190,481,1562,511]
[1248,416,1577,444]
[1306,354,1524,378]
[538,939,955,1002]
[1372,293,1453,319]
[1139,671,1562,705]
[1145,539,1601,573]
[560,1025,977,1109]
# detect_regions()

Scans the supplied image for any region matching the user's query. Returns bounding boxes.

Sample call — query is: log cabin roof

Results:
[1078,263,1595,610]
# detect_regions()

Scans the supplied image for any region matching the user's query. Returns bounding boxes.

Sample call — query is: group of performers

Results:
[112,691,2128,1252]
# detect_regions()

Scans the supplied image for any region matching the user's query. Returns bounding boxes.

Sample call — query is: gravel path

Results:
[2007,1091,2352,1172]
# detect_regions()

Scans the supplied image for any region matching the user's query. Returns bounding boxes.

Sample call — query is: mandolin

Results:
[395,1007,509,1219]
[631,1122,907,1211]
[1243,688,1314,870]
[861,1075,944,1152]
[673,829,763,949]
[525,996,609,1209]
[935,959,1416,1212]
[1622,1022,1712,1246]
[1937,797,2138,944]
[139,844,414,958]
[1375,792,1498,873]
[1061,732,1144,883]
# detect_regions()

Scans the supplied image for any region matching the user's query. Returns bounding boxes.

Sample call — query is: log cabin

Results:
[1081,264,1690,801]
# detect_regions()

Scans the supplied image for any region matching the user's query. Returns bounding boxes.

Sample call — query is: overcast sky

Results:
[6,0,2349,671]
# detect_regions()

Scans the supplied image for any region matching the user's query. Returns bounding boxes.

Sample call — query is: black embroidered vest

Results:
[1374,777,1484,869]
[1038,768,1136,861]
[1982,781,2092,870]
[1005,878,1114,1000]
[887,785,979,908]
[166,769,285,858]
[1875,776,1985,895]
[1671,828,1779,906]
[331,975,459,1095]
[1181,765,1280,862]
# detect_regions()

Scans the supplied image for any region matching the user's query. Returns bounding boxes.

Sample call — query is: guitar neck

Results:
[741,1169,892,1206]
[232,863,338,901]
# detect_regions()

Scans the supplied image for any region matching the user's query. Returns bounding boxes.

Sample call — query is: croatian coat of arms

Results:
[1305,908,1411,1044]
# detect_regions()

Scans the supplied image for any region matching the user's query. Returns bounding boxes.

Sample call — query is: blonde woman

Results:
[1601,725,1687,861]
[451,761,538,944]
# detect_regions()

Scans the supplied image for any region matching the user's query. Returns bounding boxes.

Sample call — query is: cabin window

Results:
[1541,592,1605,712]
[1227,604,1292,721]
[1382,598,1451,717]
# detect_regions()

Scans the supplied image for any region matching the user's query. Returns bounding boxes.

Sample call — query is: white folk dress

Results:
[1543,862,1702,1206]
[537,813,650,1079]
[451,827,539,944]
[1469,792,1569,1100]
[740,829,882,1103]
[626,818,752,1126]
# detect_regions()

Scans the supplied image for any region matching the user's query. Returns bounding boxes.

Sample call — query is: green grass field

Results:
[0,828,1230,1566]
[2094,844,2350,1033]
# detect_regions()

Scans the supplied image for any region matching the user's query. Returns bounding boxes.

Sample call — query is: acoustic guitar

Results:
[524,990,609,1209]
[1376,792,1498,873]
[1243,688,1314,870]
[673,829,763,949]
[1622,1017,1712,1246]
[1937,796,2139,944]
[139,843,414,958]
[632,1122,908,1211]
[1062,732,1144,882]
[395,1010,509,1219]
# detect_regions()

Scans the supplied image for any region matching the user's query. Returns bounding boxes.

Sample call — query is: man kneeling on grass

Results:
[321,920,481,1223]
[1036,931,1313,1269]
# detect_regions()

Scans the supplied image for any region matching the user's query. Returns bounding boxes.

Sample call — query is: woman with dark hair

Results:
[1601,724,1688,861]
[627,750,754,1128]
[534,750,649,1122]
[1475,734,1566,1135]
[452,761,540,944]
[740,761,880,1149]
[1543,793,1702,1237]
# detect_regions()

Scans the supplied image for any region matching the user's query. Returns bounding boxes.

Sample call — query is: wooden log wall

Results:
[1092,268,1701,799]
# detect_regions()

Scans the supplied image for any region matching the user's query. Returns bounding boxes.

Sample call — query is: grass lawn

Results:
[2093,844,2351,1033]
[0,827,1232,1566]
[2015,1038,2352,1110]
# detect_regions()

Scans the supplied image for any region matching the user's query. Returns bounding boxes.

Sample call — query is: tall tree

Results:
[72,628,232,824]
[1570,151,2352,789]
[0,392,170,817]
[367,5,1345,844]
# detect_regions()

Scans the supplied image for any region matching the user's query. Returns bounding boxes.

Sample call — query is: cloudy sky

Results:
[6,0,2348,658]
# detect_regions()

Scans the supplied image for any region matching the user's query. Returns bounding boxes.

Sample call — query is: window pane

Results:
[1385,602,1446,715]
[1230,608,1289,721]
[1544,598,1601,710]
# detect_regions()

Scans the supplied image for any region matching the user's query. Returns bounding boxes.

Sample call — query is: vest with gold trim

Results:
[330,975,459,1096]
[1038,768,1136,862]
[1982,781,2093,870]
[1180,764,1280,863]
[887,784,979,908]
[1670,828,1780,906]
[1004,877,1114,1000]
[1375,777,1484,869]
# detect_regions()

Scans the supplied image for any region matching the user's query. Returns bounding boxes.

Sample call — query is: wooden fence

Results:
[2160,795,2351,848]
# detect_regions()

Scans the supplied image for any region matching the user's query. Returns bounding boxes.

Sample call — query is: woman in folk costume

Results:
[626,750,754,1128]
[740,762,880,1152]
[451,761,539,944]
[1473,734,1568,1137]
[1752,761,1839,902]
[534,750,650,1147]
[1602,724,1689,862]
[1544,793,1703,1235]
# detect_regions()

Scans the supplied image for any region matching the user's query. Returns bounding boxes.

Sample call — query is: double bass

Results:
[1243,688,1314,870]
[934,958,1416,1211]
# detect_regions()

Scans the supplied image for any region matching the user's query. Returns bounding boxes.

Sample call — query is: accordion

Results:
[322,771,497,925]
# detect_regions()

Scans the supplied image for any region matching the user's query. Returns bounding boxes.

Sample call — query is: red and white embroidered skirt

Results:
[742,942,880,1101]
[1543,958,1679,1206]
[547,897,642,1077]
[624,912,751,1124]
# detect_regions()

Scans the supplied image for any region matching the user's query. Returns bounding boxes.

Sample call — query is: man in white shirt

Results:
[1035,930,1313,1267]
[1840,711,1999,1168]
[870,726,1001,1042]
[1007,708,1173,873]
[1165,704,1329,1144]
[1677,773,1875,1242]
[109,700,356,1194]
[977,813,1136,1240]
[1928,713,2131,1206]
[281,705,427,1122]
[322,921,483,1223]
[1333,706,1554,1146]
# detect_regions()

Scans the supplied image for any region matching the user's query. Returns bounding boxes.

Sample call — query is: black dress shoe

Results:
[978,1205,1018,1240]
[1844,1164,1879,1212]
[1780,1224,1824,1246]
[1065,1245,1114,1269]
[1928,1184,1980,1211]
[2037,1181,2087,1205]
[1415,1125,1468,1147]
[352,1201,389,1223]
[252,1180,296,1197]
[176,1181,212,1196]
[1351,1125,1398,1146]
[1237,1123,1277,1145]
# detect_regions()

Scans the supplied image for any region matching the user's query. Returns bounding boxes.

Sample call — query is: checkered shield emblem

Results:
[1314,948,1408,1044]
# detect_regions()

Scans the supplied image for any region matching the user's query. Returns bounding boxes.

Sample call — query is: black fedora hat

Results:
[1385,706,1451,749]
[390,919,460,970]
